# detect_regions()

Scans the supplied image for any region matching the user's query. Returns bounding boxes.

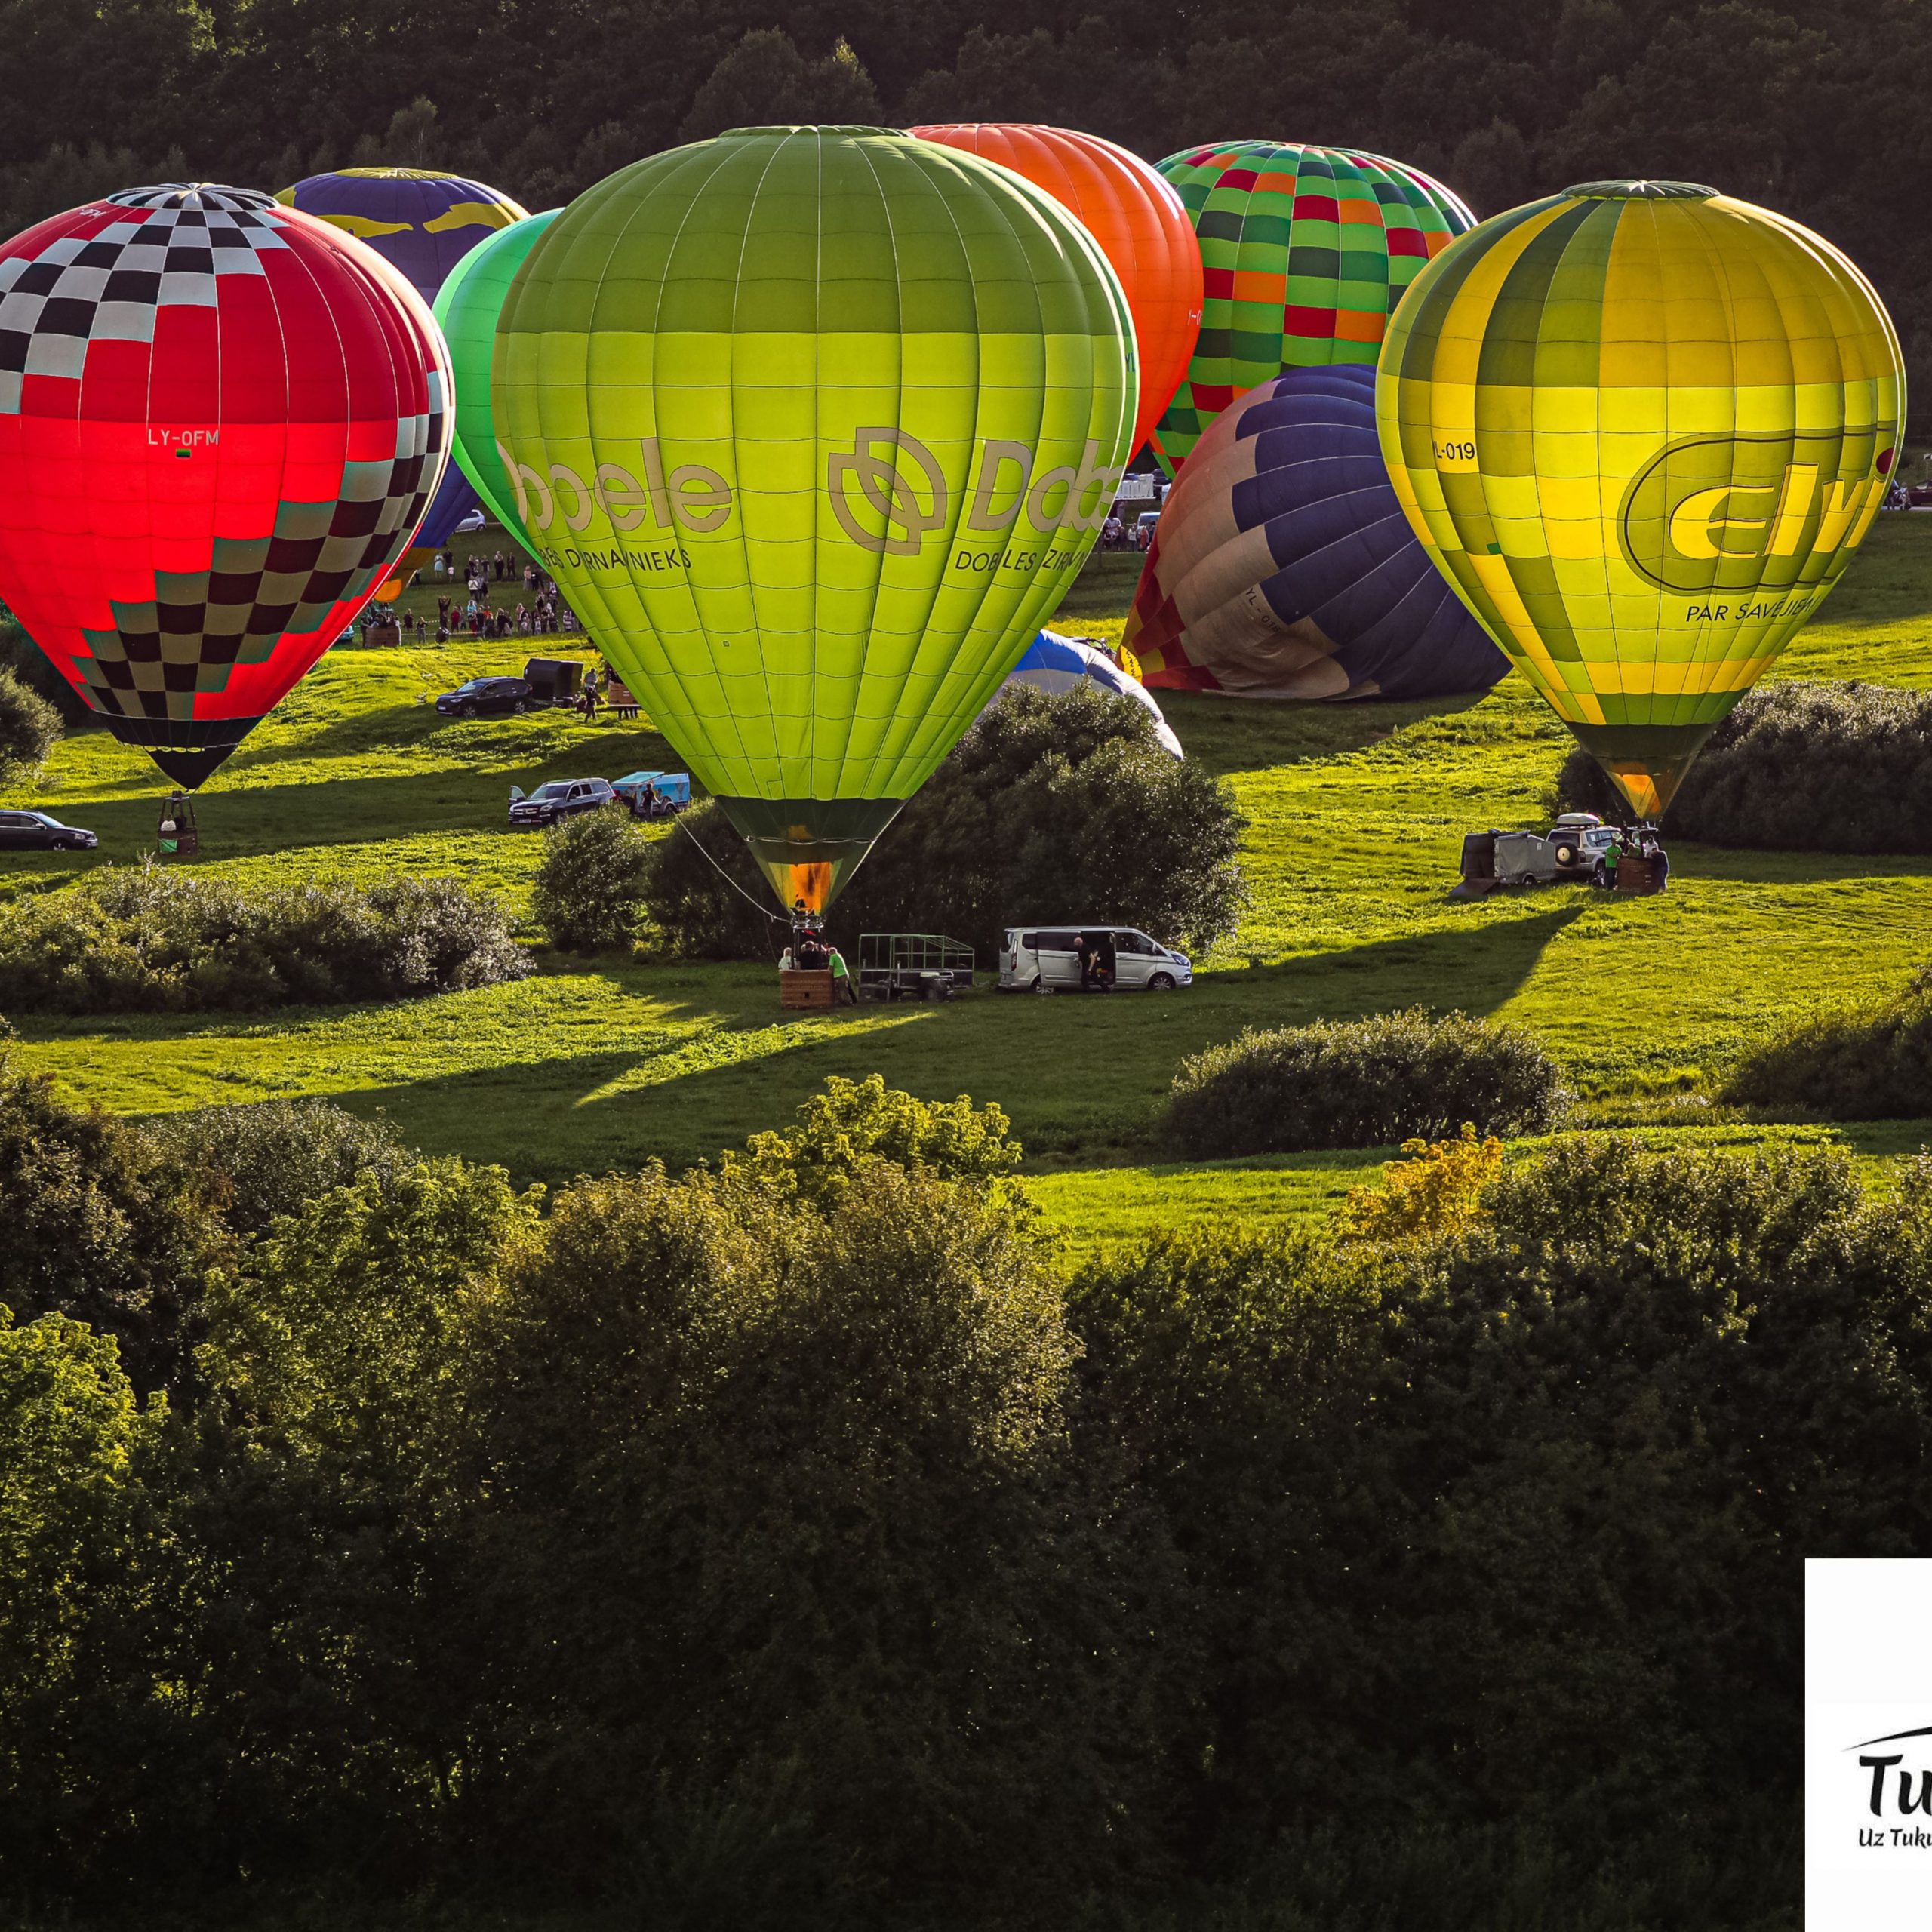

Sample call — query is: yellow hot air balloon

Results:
[1377,180,1905,818]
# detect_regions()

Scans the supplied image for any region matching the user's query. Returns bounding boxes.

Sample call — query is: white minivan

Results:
[999,925,1192,993]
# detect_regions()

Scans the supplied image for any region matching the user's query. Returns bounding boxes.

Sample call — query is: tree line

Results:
[2,0,1925,415]
[8,1065,1924,1923]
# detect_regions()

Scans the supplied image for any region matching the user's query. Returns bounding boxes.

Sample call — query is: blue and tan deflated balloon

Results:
[1125,365,1507,699]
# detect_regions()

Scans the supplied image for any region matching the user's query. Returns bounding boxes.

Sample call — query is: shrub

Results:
[638,800,778,958]
[171,1079,1165,1916]
[0,866,529,1014]
[0,665,61,780]
[530,805,655,954]
[0,1306,167,1889]
[141,1098,411,1237]
[1167,1008,1568,1155]
[1723,966,1932,1118]
[1552,678,1932,851]
[1073,1137,1932,1869]
[34,1085,1932,1927]
[0,613,87,726]
[1340,1122,1506,1246]
[645,684,1248,961]
[467,1152,1172,1912]
[0,1054,226,1395]
[725,1071,1023,1208]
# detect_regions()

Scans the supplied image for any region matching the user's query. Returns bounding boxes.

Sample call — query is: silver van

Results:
[999,925,1192,993]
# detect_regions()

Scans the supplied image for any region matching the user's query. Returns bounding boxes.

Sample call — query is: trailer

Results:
[857,933,974,1001]
[521,656,585,705]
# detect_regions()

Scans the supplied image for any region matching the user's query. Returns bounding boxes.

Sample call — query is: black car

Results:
[0,808,97,851]
[436,676,538,718]
[508,777,618,829]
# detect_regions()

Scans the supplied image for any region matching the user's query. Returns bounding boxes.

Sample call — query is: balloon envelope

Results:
[0,183,452,785]
[281,168,530,579]
[494,125,1136,912]
[432,209,561,549]
[985,630,1183,756]
[910,123,1201,462]
[1125,365,1506,700]
[276,167,529,306]
[1377,179,1905,817]
[1153,141,1472,475]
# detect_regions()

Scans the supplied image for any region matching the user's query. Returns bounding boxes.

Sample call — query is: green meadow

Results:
[11,513,1932,1251]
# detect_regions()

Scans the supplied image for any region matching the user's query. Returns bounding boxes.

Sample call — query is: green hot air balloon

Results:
[433,208,560,548]
[493,125,1137,912]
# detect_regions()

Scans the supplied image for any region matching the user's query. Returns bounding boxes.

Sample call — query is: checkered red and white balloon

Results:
[0,183,451,785]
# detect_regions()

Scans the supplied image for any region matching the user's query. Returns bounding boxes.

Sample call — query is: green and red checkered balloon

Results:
[1151,141,1472,475]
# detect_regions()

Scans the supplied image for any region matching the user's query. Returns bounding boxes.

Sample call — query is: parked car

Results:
[999,925,1192,992]
[454,508,488,534]
[0,808,97,851]
[437,675,538,718]
[1136,509,1161,537]
[611,770,691,815]
[508,777,617,829]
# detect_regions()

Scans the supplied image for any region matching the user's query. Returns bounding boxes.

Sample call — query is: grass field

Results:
[12,513,1932,1251]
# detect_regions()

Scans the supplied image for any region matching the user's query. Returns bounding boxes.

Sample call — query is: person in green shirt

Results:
[828,946,857,1005]
[1602,837,1621,890]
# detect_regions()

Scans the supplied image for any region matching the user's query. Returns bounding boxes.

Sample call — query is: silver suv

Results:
[508,777,617,829]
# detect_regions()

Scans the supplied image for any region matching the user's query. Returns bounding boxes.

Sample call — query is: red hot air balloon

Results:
[0,183,451,786]
[910,123,1202,460]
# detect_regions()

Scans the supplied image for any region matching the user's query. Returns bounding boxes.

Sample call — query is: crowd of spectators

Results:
[352,544,577,645]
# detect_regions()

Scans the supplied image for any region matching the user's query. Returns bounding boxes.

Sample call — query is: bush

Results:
[638,799,779,959]
[1073,1136,1932,1875]
[645,684,1248,961]
[0,665,61,781]
[1552,678,1932,851]
[32,1079,1932,1927]
[724,1071,1023,1208]
[0,613,88,727]
[140,1098,411,1238]
[1724,966,1932,1118]
[466,1153,1171,1912]
[1167,1008,1569,1155]
[530,805,655,954]
[0,866,530,1014]
[0,1055,226,1395]
[168,1078,1168,1916]
[0,1306,167,1888]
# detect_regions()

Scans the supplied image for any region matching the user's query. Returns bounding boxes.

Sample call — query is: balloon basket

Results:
[780,969,835,1011]
[156,790,200,860]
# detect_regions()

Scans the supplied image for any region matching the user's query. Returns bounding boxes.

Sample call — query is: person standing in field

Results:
[829,944,857,1004]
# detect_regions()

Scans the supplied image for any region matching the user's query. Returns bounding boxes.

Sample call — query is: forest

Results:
[2,0,1927,409]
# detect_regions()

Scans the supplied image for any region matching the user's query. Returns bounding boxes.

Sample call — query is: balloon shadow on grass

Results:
[103,907,1585,1179]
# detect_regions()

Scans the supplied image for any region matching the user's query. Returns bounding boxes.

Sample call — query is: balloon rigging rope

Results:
[667,810,792,938]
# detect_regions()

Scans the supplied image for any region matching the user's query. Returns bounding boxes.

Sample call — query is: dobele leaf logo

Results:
[828,426,949,555]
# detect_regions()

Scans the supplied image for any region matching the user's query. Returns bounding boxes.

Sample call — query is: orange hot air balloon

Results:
[910,122,1202,460]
